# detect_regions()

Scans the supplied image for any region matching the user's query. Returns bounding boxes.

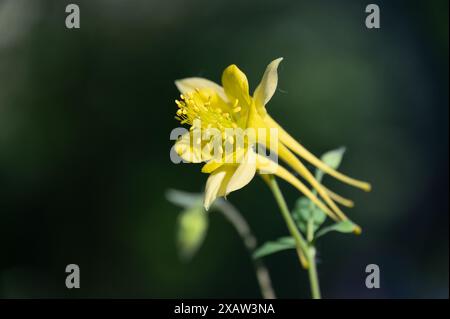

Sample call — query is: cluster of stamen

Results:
[175,89,242,131]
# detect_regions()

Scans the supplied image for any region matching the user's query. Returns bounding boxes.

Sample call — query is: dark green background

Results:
[0,0,448,298]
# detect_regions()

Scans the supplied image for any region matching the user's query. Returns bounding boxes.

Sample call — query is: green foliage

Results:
[292,197,326,234]
[315,220,358,238]
[253,237,296,259]
[315,147,346,182]
[321,147,346,170]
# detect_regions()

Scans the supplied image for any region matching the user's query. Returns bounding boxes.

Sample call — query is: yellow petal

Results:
[266,115,371,192]
[204,167,229,210]
[201,160,224,174]
[225,150,257,195]
[175,77,228,102]
[221,64,251,107]
[175,132,212,163]
[201,147,246,174]
[174,132,201,163]
[204,165,239,210]
[253,57,283,115]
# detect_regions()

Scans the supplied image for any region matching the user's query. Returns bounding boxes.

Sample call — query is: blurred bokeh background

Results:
[0,0,448,298]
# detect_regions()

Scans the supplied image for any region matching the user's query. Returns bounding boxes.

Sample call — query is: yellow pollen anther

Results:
[174,88,242,132]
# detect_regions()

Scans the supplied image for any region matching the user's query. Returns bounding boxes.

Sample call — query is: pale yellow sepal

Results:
[175,77,228,102]
[253,57,283,115]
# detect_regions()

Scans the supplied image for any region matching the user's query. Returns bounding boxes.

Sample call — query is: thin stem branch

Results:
[213,199,276,299]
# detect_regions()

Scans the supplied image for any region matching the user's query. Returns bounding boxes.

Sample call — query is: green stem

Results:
[267,175,322,299]
[306,247,321,299]
[307,218,314,243]
[306,185,322,298]
[267,175,309,267]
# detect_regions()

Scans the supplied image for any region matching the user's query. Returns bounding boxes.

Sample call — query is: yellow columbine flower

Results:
[173,58,371,222]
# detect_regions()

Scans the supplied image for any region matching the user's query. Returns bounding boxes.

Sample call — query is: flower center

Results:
[175,88,243,131]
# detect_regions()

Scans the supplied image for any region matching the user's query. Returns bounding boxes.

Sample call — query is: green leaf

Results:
[292,197,326,233]
[253,237,296,259]
[321,147,346,170]
[177,206,208,261]
[315,220,359,239]
[316,147,346,182]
